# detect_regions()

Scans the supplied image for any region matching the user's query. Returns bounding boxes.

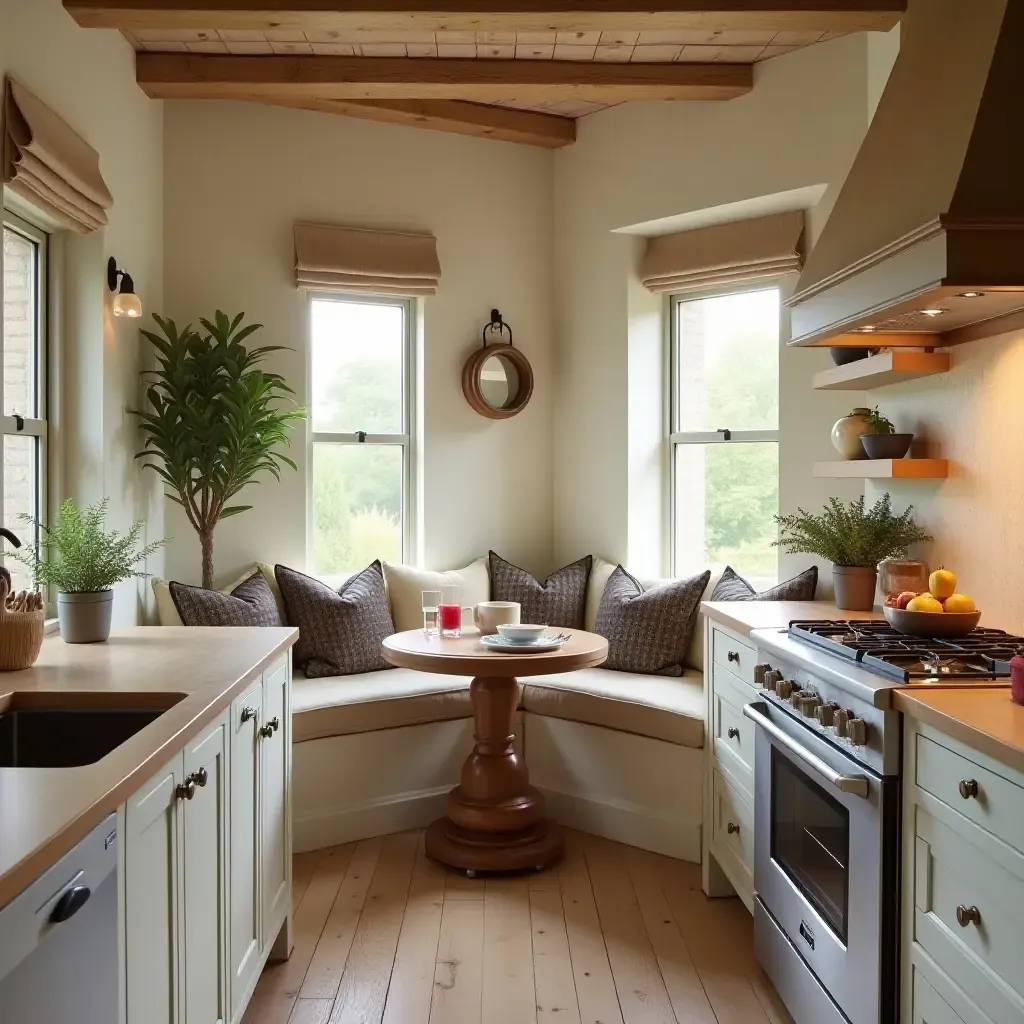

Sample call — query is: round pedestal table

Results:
[382,628,608,874]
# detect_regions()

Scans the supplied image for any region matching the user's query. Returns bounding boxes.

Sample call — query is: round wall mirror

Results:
[462,311,534,419]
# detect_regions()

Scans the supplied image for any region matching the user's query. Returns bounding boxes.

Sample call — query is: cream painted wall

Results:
[162,100,554,585]
[552,34,881,584]
[0,0,164,624]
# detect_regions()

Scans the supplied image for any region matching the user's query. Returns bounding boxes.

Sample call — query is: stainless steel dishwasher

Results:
[0,812,119,1024]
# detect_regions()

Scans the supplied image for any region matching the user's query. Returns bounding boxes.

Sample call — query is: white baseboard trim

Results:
[293,785,450,853]
[540,786,701,863]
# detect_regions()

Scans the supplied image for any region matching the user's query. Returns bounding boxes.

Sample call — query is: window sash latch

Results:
[13,414,24,432]
[355,430,367,443]
[717,428,731,441]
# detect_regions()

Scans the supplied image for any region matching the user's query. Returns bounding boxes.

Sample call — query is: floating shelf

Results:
[814,459,949,480]
[813,351,951,391]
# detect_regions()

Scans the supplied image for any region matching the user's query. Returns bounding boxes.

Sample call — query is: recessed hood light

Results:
[919,309,947,317]
[958,292,986,299]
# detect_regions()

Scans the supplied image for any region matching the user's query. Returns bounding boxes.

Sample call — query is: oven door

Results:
[744,700,896,1024]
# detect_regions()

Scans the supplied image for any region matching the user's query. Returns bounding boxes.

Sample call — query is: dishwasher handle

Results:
[49,885,91,924]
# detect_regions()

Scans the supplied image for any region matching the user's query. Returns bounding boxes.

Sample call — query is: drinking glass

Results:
[421,589,441,636]
[439,583,463,637]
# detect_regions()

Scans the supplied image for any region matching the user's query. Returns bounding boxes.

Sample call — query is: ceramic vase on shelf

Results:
[831,407,873,460]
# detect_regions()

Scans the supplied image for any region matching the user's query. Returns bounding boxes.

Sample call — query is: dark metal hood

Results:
[788,0,1024,349]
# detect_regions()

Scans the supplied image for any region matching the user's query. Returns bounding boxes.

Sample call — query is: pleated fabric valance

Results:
[294,222,440,297]
[3,78,113,234]
[640,210,805,295]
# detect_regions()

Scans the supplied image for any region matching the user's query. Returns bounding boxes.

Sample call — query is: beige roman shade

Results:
[3,78,112,234]
[641,210,804,295]
[294,222,440,297]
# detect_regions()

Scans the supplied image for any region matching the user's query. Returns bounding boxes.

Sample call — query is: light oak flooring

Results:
[243,828,792,1024]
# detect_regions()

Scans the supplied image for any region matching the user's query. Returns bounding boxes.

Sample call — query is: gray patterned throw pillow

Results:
[169,571,284,627]
[711,565,818,602]
[595,566,711,676]
[489,551,592,629]
[275,561,395,677]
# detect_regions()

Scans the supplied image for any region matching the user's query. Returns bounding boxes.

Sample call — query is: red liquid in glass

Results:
[438,604,462,632]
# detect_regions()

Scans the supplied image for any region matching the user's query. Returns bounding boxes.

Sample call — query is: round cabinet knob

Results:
[847,718,868,746]
[192,767,208,788]
[176,779,196,801]
[727,822,741,835]
[267,716,280,733]
[959,779,979,800]
[833,709,850,737]
[259,723,274,738]
[801,695,823,718]
[727,650,741,664]
[240,706,257,724]
[956,905,981,928]
[727,727,740,740]
[776,679,793,699]
[815,702,838,728]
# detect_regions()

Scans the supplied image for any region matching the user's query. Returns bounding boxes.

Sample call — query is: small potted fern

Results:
[774,494,931,610]
[12,498,165,643]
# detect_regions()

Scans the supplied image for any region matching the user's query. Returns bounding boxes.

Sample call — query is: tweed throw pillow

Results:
[711,565,818,602]
[275,561,395,677]
[595,566,711,676]
[489,551,592,629]
[169,571,284,627]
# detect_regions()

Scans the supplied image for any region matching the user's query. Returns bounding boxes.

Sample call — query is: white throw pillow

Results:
[382,558,490,633]
[152,561,284,625]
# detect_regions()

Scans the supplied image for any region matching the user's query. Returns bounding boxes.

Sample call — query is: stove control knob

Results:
[833,708,850,737]
[847,718,869,746]
[790,687,806,708]
[801,695,823,718]
[776,678,793,699]
[815,702,840,728]
[765,669,784,690]
[754,663,769,687]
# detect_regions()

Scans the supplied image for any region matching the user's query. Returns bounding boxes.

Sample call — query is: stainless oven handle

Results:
[743,702,870,798]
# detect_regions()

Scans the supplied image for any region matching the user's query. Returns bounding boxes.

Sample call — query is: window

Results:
[309,294,412,576]
[2,213,49,593]
[670,287,779,587]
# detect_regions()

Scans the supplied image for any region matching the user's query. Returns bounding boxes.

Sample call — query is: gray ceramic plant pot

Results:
[833,566,878,612]
[860,433,914,460]
[57,590,114,643]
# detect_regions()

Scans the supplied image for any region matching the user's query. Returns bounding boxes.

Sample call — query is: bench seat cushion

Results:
[292,667,472,741]
[521,667,704,748]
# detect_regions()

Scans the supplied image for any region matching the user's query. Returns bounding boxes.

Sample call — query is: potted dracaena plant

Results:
[133,311,304,589]
[774,493,931,611]
[12,498,165,642]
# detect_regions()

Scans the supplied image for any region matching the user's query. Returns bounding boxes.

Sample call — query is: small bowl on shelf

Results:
[883,605,982,638]
[860,433,914,460]
[496,623,548,643]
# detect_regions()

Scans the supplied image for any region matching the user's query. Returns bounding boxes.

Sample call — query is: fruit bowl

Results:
[883,605,982,638]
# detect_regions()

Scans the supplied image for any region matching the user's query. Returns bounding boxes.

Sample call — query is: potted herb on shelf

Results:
[12,498,165,643]
[774,494,931,611]
[859,407,914,460]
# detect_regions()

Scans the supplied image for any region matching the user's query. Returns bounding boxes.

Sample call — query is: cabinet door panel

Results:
[229,681,263,1019]
[184,717,228,1024]
[125,755,184,1024]
[261,657,290,944]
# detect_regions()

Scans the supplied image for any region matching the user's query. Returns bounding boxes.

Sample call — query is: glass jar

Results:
[878,558,929,605]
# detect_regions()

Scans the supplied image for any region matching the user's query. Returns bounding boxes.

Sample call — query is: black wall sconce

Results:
[107,256,142,319]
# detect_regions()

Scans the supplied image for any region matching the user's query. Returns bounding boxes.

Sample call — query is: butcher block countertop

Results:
[0,626,297,910]
[701,600,881,638]
[895,688,1024,776]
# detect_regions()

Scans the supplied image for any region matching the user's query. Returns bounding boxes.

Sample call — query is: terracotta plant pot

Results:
[57,590,114,643]
[832,566,878,612]
[860,433,914,460]
[831,408,873,460]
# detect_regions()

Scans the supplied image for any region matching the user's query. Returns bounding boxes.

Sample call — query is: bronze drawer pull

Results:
[727,822,740,835]
[176,778,196,801]
[727,728,740,740]
[192,767,208,788]
[727,651,740,664]
[959,779,979,799]
[956,905,981,928]
[240,706,258,724]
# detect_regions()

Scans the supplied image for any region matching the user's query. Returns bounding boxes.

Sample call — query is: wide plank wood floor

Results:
[244,829,792,1024]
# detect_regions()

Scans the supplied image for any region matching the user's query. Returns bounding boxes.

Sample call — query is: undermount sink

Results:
[0,694,187,768]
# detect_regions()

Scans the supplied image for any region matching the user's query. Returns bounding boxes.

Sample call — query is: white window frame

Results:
[667,281,781,579]
[1,209,49,587]
[306,292,416,576]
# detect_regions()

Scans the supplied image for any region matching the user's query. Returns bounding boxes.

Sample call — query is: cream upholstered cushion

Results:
[584,556,721,672]
[292,667,472,741]
[521,667,704,748]
[153,561,284,626]
[382,558,490,632]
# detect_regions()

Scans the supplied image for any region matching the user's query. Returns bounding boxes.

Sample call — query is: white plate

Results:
[480,634,569,653]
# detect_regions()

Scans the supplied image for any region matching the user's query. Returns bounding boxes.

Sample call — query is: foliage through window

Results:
[310,295,411,575]
[2,213,48,594]
[670,287,779,586]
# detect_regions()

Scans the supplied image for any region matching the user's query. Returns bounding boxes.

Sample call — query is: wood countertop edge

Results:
[701,600,882,638]
[0,628,298,910]
[382,646,609,676]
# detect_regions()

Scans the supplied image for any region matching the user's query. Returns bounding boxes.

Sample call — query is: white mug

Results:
[473,601,521,635]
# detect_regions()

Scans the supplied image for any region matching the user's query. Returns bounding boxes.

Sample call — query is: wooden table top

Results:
[382,628,608,677]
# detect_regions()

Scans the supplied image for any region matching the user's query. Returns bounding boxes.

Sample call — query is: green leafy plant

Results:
[133,311,305,588]
[11,498,165,593]
[774,494,931,568]
[863,406,896,435]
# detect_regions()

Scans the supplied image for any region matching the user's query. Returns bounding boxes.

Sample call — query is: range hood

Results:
[788,0,1024,348]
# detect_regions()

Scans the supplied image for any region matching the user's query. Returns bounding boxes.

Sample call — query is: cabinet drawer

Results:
[916,734,1024,853]
[713,682,754,778]
[913,968,967,1024]
[712,629,757,687]
[914,807,1024,1021]
[712,768,754,874]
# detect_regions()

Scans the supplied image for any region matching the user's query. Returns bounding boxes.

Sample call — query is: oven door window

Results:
[771,747,850,941]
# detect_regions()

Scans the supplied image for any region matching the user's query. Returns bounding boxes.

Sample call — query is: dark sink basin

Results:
[0,695,186,768]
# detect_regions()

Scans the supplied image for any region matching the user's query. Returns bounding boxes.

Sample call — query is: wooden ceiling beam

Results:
[65,1,905,34]
[255,95,576,146]
[136,52,752,102]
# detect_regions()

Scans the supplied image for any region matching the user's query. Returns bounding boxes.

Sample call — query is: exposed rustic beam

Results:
[136,53,751,102]
[65,0,905,34]
[256,95,576,146]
